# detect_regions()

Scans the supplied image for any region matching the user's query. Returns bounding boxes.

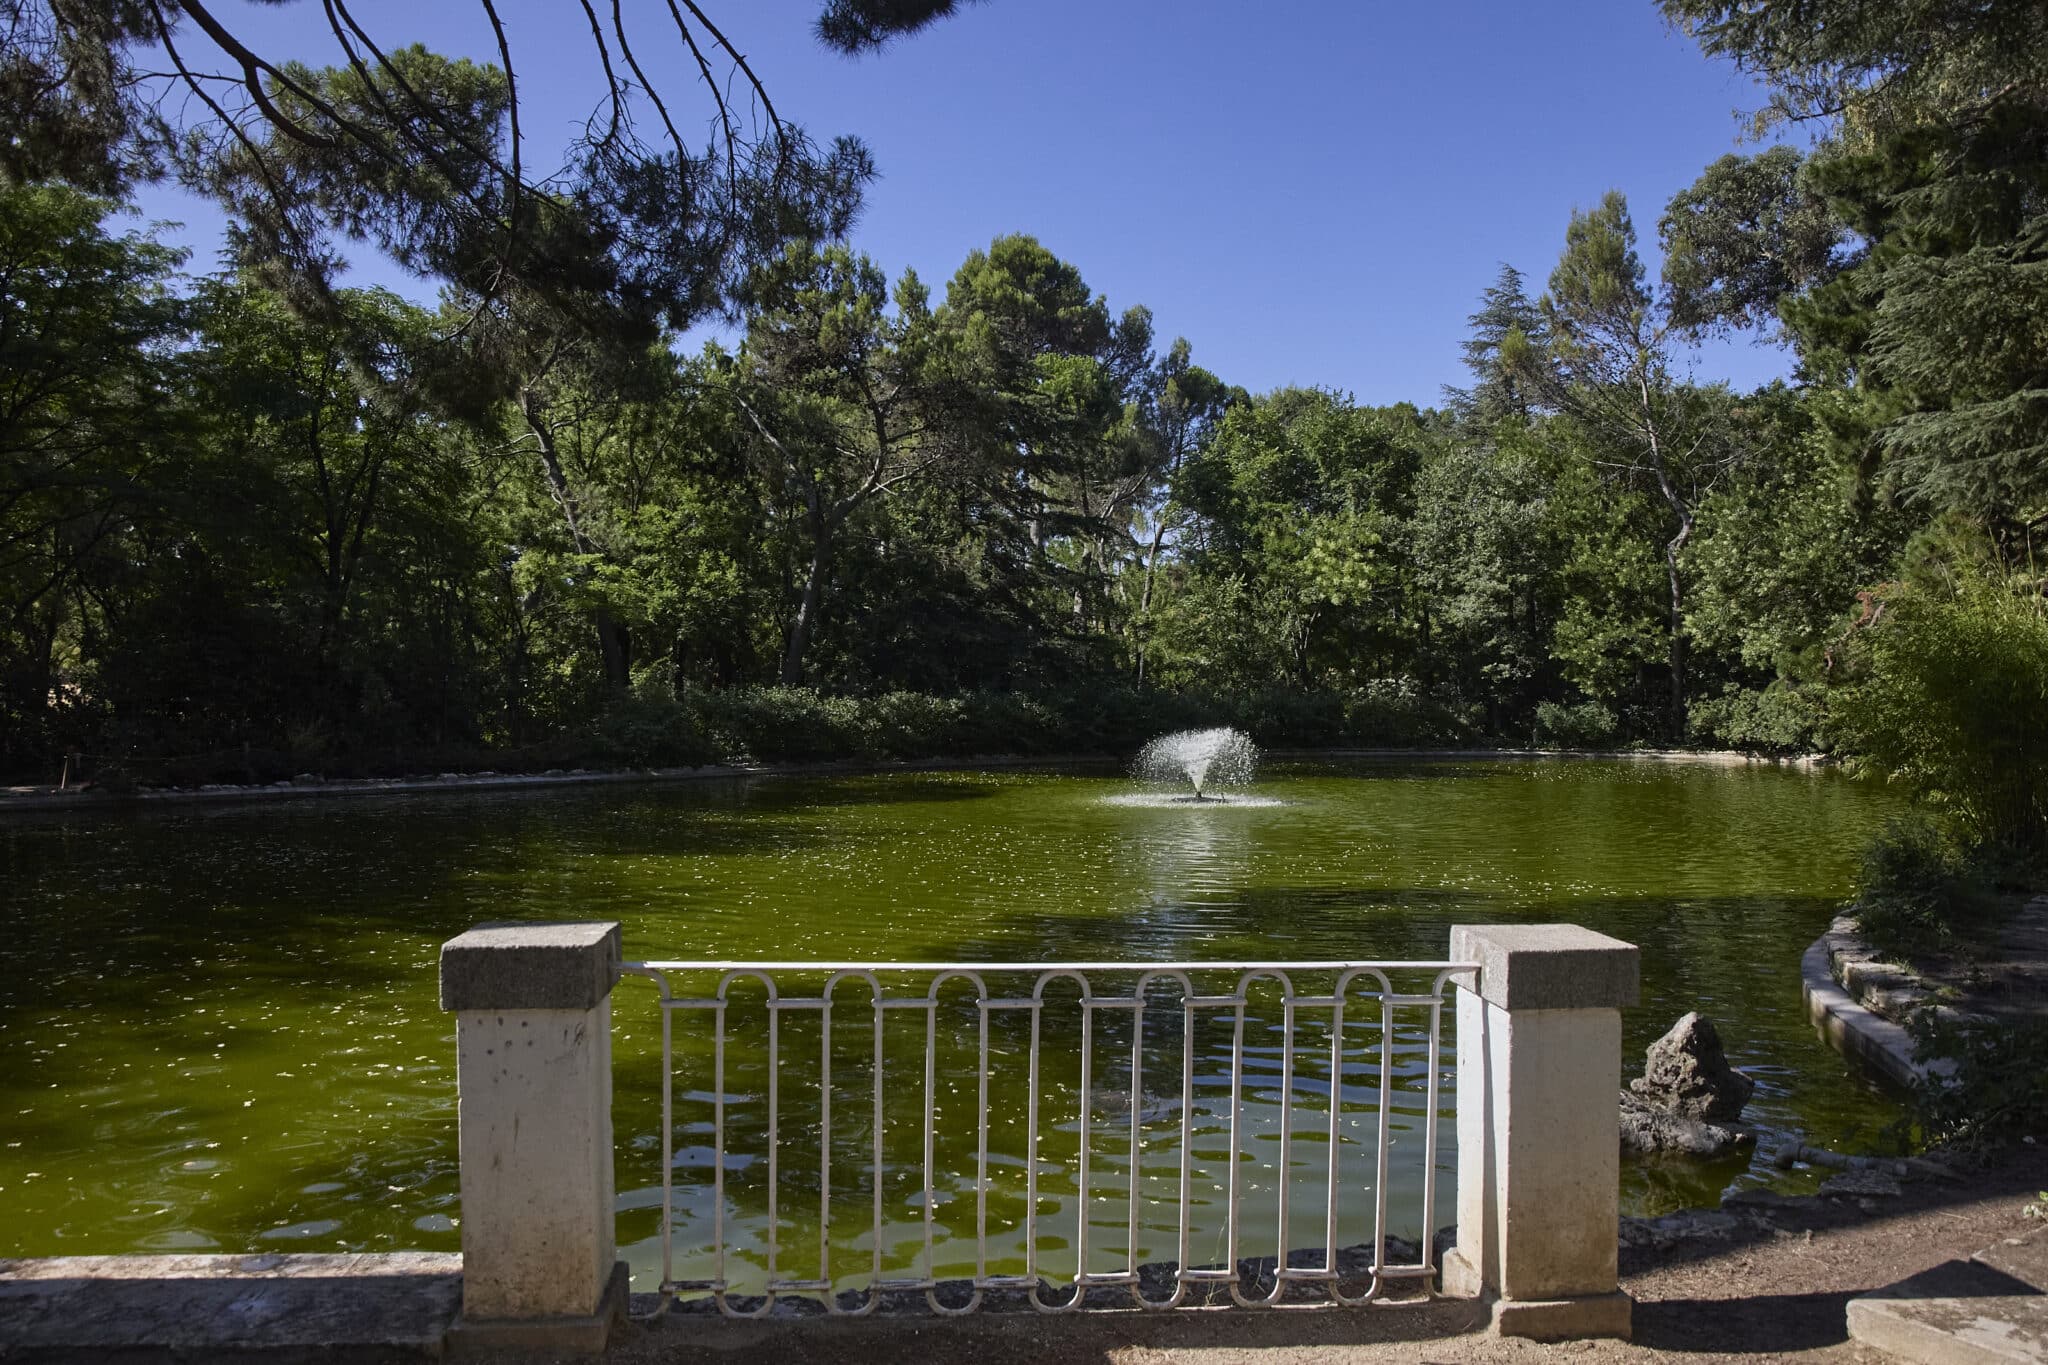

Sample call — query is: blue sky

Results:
[132,0,1804,405]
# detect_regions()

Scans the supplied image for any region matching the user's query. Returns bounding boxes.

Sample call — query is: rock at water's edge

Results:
[1630,1012,1756,1122]
[1819,1168,1903,1200]
[1619,1091,1754,1157]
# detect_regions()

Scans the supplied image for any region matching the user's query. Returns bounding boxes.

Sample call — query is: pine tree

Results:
[1453,264,1551,423]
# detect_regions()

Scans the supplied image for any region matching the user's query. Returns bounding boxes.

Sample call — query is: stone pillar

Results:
[438,921,628,1353]
[1441,924,1639,1341]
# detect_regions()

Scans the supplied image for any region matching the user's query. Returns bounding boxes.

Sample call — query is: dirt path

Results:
[551,1145,2048,1365]
[1908,895,2048,1025]
[1597,1144,2046,1362]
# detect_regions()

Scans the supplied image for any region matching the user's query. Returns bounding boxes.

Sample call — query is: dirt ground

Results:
[542,1144,2048,1365]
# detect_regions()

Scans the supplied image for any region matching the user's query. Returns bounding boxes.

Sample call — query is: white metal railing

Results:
[620,959,1474,1317]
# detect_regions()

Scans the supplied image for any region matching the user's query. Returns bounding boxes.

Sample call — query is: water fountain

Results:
[1131,727,1260,802]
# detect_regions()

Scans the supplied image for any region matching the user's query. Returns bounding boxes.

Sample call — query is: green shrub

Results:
[1688,683,1823,753]
[860,691,970,759]
[969,692,1065,754]
[685,686,864,763]
[1034,683,1159,753]
[1342,679,1471,746]
[590,694,711,767]
[1834,572,2048,854]
[1910,1014,2048,1148]
[1243,688,1349,747]
[97,678,1732,784]
[1854,813,1984,958]
[1534,699,1619,749]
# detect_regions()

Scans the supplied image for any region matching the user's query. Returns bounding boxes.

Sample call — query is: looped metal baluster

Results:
[620,959,1471,1318]
[924,970,985,1314]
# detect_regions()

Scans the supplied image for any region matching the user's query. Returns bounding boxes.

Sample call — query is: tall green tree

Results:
[1449,264,1550,422]
[0,183,184,767]
[729,242,950,686]
[1409,435,1558,731]
[190,284,446,691]
[1132,339,1234,685]
[1173,390,1429,689]
[1665,0,2048,846]
[935,235,1156,647]
[1535,192,1736,734]
[1659,147,1844,337]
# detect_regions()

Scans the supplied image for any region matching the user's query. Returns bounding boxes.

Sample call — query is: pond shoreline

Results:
[1800,917,1940,1091]
[0,746,1833,816]
[1803,896,2048,1089]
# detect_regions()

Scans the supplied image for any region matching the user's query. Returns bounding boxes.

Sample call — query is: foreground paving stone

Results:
[1846,1227,2048,1364]
[0,1252,462,1361]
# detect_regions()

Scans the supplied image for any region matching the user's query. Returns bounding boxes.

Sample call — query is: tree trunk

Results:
[521,391,629,689]
[28,600,59,736]
[781,530,831,687]
[1134,516,1170,687]
[1665,530,1689,738]
[1649,450,1694,740]
[1637,372,1694,741]
[597,614,632,691]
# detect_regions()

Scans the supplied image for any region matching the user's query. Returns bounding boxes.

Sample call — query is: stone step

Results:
[1841,959,1919,995]
[1846,1233,2048,1364]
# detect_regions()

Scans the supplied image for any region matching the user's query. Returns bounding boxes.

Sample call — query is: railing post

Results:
[1442,924,1638,1341]
[438,921,627,1353]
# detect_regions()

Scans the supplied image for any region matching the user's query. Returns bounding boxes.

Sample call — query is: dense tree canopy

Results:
[1653,0,2048,859]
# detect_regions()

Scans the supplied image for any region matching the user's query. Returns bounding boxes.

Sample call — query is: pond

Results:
[0,757,1900,1289]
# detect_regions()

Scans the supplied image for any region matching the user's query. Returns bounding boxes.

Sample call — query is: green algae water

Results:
[0,758,1900,1288]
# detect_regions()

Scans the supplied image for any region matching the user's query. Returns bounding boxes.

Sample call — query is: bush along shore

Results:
[12,681,1810,797]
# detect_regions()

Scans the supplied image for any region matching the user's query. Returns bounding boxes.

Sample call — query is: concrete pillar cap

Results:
[439,921,623,1012]
[1450,923,1639,1011]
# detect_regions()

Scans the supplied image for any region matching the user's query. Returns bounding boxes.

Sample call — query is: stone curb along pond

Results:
[0,745,1833,814]
[0,755,1898,1281]
[1802,914,1958,1091]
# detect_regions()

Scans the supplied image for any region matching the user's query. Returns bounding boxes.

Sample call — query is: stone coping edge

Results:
[0,746,1832,815]
[0,1251,462,1280]
[440,921,623,1012]
[0,1252,463,1357]
[0,1253,639,1359]
[1449,923,1640,1011]
[1269,747,1829,767]
[1801,916,1952,1091]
